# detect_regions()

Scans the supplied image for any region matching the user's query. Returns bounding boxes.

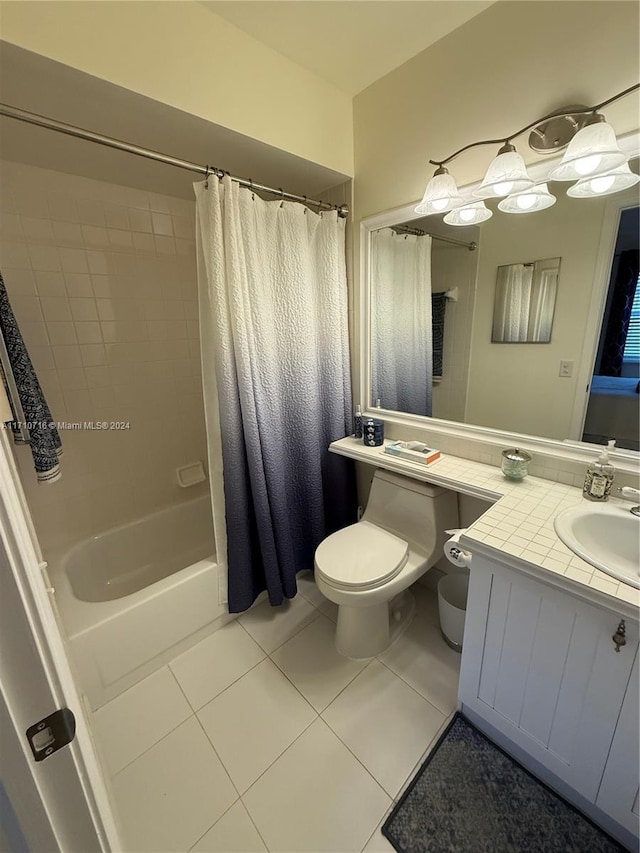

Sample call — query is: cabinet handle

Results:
[612,619,626,652]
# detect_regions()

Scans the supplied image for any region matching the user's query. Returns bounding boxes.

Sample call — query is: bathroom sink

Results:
[554,503,640,589]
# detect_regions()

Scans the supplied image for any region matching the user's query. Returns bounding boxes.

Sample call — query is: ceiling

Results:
[202,1,495,95]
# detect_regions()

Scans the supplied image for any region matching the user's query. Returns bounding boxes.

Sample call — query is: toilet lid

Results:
[315,521,409,591]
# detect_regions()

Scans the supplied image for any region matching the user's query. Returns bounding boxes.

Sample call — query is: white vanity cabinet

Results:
[459,553,639,841]
[596,651,639,836]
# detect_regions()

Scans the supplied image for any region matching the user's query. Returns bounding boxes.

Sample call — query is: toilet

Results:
[314,469,459,659]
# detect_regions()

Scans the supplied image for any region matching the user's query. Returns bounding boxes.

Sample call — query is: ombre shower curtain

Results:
[493,263,533,342]
[371,229,433,416]
[194,176,355,613]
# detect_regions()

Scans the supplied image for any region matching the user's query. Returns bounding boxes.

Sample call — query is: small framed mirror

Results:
[492,257,560,343]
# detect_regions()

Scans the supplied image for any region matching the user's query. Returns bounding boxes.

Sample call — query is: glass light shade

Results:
[567,163,640,198]
[444,200,492,226]
[498,183,557,214]
[473,149,534,199]
[548,120,628,181]
[415,170,464,215]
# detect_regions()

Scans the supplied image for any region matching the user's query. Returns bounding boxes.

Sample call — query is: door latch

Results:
[26,708,76,761]
[612,620,627,653]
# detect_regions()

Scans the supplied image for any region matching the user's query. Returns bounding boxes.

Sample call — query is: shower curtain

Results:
[371,229,433,416]
[194,176,355,613]
[493,263,534,342]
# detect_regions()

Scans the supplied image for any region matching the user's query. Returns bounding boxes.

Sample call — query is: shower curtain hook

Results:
[303,195,308,214]
[204,165,210,189]
[249,178,255,201]
[278,188,284,208]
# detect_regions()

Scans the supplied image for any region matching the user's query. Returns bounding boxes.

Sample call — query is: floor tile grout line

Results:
[236,797,271,853]
[171,666,245,801]
[266,650,332,716]
[266,614,368,714]
[110,712,195,779]
[390,709,456,805]
[190,657,321,799]
[318,708,398,801]
[375,655,458,718]
[318,657,454,802]
[240,606,323,656]
[107,670,195,778]
[359,800,397,853]
[164,664,265,852]
[186,795,242,853]
[174,651,268,715]
[239,712,320,799]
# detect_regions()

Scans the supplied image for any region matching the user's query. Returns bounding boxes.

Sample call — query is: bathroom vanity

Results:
[460,555,638,845]
[330,437,639,848]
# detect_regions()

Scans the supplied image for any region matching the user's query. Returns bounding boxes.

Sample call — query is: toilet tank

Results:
[362,469,459,561]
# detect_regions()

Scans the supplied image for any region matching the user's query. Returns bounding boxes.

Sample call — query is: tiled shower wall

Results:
[0,160,210,557]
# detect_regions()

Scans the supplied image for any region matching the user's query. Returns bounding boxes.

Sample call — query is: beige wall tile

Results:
[1,159,208,558]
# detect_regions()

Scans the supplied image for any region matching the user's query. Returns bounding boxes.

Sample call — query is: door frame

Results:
[0,423,121,851]
[568,189,640,441]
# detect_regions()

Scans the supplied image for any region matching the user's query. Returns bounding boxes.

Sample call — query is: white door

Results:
[0,426,121,851]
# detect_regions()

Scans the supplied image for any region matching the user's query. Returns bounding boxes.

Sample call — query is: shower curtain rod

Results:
[393,225,477,251]
[0,103,350,218]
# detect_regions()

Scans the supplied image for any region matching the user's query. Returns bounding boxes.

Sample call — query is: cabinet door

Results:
[460,556,639,803]
[596,651,640,837]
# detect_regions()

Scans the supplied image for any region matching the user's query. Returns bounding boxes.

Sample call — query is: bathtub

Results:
[50,496,228,709]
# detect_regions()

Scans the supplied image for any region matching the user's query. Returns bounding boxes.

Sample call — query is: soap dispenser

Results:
[583,440,615,501]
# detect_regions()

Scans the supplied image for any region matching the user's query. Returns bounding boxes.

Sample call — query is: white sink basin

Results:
[554,503,640,589]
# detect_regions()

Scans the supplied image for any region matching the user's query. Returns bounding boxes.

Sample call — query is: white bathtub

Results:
[51,496,228,709]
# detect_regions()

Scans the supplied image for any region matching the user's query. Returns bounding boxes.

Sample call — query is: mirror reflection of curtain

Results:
[371,229,433,416]
[492,258,559,343]
[494,263,533,342]
[527,268,556,341]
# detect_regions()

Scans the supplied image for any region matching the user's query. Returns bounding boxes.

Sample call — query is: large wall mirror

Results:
[366,154,640,453]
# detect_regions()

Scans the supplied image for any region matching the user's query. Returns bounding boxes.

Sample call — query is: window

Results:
[623,273,640,361]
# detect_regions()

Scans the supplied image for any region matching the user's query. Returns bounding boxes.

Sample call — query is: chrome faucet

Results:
[615,487,640,517]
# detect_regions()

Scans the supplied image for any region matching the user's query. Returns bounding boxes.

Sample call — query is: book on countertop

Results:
[384,441,441,465]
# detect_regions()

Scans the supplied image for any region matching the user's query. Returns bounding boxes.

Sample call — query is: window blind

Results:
[623,274,640,361]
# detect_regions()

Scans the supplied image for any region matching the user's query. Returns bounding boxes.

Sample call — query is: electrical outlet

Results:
[559,360,574,377]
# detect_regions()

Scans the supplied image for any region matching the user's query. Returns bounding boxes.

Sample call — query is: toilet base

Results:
[335,590,416,659]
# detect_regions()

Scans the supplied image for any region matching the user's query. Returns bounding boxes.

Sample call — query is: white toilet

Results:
[314,469,458,659]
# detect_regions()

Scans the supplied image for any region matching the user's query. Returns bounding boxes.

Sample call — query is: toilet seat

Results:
[314,521,409,591]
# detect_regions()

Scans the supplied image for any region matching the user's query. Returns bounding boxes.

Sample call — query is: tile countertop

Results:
[330,438,640,619]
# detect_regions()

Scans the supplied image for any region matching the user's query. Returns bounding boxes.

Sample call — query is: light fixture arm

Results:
[428,83,640,167]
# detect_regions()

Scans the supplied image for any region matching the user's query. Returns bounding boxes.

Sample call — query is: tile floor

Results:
[93,575,461,852]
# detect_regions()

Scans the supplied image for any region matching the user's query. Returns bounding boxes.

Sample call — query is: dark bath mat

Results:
[382,713,627,853]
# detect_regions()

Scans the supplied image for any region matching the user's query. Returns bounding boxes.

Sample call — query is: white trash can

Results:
[437,573,469,652]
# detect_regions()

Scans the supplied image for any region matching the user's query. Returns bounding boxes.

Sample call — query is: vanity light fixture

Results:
[473,143,534,199]
[498,183,557,214]
[415,166,464,214]
[547,116,628,182]
[443,200,492,227]
[415,83,639,222]
[566,162,640,198]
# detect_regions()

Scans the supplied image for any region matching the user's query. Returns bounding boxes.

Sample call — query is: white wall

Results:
[0,0,353,177]
[353,1,639,219]
[464,190,609,440]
